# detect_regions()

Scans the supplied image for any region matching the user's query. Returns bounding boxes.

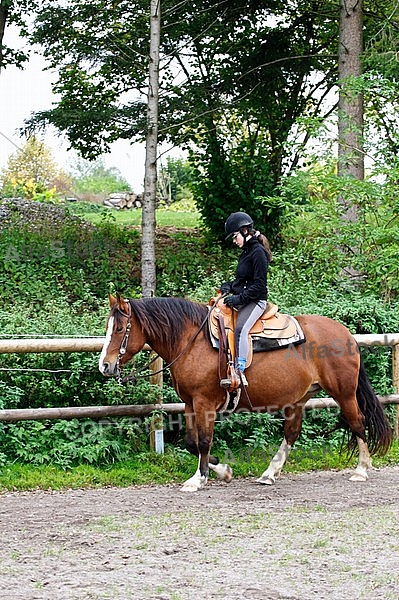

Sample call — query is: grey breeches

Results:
[235,300,267,359]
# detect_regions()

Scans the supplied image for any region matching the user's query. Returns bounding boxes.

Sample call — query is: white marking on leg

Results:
[209,462,233,482]
[99,316,114,373]
[181,456,208,492]
[257,438,292,485]
[350,437,372,481]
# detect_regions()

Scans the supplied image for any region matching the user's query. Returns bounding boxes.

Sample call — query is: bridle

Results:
[113,299,213,384]
[116,306,132,368]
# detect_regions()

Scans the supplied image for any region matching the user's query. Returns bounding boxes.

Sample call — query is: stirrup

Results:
[220,378,231,389]
[237,371,248,386]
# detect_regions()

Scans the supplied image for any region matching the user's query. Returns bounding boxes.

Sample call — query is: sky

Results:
[0,28,169,194]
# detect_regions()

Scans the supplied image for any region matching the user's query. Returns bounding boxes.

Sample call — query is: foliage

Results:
[158,157,195,205]
[0,137,71,199]
[190,129,283,243]
[26,0,344,242]
[271,164,399,301]
[68,158,131,200]
[0,419,141,469]
[0,0,41,70]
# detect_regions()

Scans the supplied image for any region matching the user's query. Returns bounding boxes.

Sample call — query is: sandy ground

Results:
[0,466,398,600]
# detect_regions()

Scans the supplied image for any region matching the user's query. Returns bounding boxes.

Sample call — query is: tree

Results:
[0,0,39,72]
[0,136,71,199]
[27,1,341,240]
[158,157,194,204]
[26,1,399,242]
[338,0,364,186]
[141,0,160,298]
[362,1,399,172]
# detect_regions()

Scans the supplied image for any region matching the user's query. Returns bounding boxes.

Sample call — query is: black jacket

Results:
[221,237,269,306]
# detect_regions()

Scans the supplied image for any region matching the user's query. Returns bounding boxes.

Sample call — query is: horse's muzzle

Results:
[99,361,117,376]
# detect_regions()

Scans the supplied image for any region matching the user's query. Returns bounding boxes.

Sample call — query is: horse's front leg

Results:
[182,402,225,492]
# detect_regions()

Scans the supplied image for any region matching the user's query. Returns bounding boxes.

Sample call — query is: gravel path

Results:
[0,466,398,600]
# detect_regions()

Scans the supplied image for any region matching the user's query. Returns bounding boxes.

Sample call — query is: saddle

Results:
[208,296,305,368]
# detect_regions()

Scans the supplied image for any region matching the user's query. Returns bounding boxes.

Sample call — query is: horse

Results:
[99,293,392,492]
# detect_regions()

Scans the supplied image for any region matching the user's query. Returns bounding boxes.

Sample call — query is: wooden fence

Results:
[0,334,399,437]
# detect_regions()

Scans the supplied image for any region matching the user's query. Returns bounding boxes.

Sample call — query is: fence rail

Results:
[0,335,398,437]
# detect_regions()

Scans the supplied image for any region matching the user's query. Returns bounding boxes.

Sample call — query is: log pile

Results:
[103,192,143,209]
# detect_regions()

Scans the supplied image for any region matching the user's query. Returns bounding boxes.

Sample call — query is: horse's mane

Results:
[114,297,209,354]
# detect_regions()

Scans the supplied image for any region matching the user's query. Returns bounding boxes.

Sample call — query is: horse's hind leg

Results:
[257,403,304,485]
[350,437,372,481]
[334,393,371,481]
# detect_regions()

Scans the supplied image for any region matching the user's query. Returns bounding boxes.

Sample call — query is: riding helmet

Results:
[225,211,254,239]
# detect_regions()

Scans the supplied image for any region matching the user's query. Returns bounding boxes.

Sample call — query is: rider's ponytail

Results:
[251,229,272,263]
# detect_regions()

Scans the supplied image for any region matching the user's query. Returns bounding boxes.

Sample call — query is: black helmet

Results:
[225,212,254,239]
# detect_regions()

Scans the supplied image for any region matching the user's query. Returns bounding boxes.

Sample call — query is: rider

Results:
[221,211,272,386]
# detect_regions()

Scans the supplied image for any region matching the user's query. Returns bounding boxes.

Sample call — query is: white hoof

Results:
[257,475,275,485]
[349,471,368,482]
[223,465,233,483]
[181,472,207,492]
[181,482,201,492]
[209,463,233,482]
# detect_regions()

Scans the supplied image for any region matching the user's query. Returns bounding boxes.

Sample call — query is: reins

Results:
[114,296,253,411]
[115,299,214,384]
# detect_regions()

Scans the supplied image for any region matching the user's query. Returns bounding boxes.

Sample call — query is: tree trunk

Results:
[338,0,364,190]
[141,0,160,299]
[337,0,364,282]
[0,1,9,74]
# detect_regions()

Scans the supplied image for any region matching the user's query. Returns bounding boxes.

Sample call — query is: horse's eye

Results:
[115,326,124,334]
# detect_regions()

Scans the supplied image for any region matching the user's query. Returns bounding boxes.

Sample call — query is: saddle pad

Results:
[252,315,306,352]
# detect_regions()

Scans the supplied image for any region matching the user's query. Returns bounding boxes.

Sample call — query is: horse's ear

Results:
[109,293,117,308]
[115,291,129,313]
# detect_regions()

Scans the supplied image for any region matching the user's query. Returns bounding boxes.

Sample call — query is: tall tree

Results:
[338,0,364,189]
[27,0,340,242]
[336,0,364,282]
[142,0,160,298]
[26,1,399,242]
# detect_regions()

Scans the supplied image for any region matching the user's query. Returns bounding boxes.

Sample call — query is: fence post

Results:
[392,344,399,439]
[149,352,164,453]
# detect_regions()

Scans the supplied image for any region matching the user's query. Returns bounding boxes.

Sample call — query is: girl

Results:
[221,211,272,386]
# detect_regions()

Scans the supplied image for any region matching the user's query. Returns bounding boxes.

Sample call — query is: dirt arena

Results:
[0,466,398,600]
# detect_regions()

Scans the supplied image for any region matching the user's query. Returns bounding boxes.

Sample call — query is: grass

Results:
[1,440,398,493]
[68,201,201,228]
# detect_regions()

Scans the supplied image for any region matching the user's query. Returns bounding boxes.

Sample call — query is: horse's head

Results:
[99,293,145,377]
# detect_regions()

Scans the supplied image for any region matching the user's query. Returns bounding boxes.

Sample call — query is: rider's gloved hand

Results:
[224,295,240,308]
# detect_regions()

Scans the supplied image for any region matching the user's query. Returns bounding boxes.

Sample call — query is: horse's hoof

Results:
[223,465,233,483]
[181,474,207,492]
[257,475,275,485]
[181,483,200,492]
[349,472,368,482]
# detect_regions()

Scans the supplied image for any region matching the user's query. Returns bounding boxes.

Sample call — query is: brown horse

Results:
[99,294,392,492]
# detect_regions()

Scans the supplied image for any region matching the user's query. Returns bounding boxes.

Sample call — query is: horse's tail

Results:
[355,358,393,456]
